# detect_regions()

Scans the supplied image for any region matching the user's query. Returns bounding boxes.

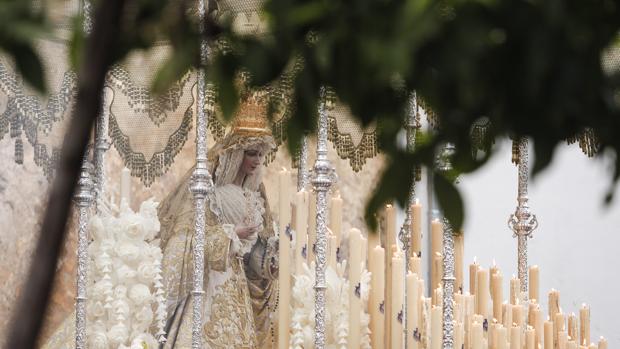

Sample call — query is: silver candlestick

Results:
[74,153,94,349]
[507,137,538,300]
[311,87,334,349]
[190,0,213,347]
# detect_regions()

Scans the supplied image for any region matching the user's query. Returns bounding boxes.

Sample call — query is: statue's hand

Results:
[235,224,257,240]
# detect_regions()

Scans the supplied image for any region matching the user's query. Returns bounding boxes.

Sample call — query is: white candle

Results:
[385,204,396,349]
[328,233,337,270]
[472,321,483,349]
[277,169,292,349]
[369,246,385,349]
[476,268,489,320]
[392,251,405,349]
[579,304,590,347]
[510,325,521,349]
[406,272,419,349]
[431,306,442,349]
[526,326,536,349]
[509,275,520,305]
[470,258,479,299]
[549,289,560,319]
[455,233,464,293]
[430,219,443,290]
[120,167,131,205]
[497,325,507,349]
[529,265,539,302]
[492,272,503,322]
[329,191,343,245]
[348,228,362,348]
[544,319,554,349]
[410,199,422,256]
[598,337,608,349]
[294,190,309,275]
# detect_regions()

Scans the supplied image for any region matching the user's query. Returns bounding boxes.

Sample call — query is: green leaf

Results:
[531,140,555,178]
[433,172,464,230]
[12,44,45,93]
[152,48,194,95]
[69,15,86,72]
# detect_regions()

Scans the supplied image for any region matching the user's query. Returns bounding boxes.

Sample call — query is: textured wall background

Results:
[0,122,385,345]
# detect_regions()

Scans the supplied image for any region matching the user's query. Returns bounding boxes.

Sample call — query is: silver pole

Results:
[75,3,95,348]
[74,153,94,349]
[436,144,456,349]
[312,87,333,349]
[297,135,309,191]
[507,137,538,300]
[190,0,213,347]
[399,93,420,348]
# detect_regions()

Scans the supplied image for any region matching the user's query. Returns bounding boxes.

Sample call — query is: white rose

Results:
[116,242,140,264]
[107,323,129,347]
[131,333,158,349]
[116,264,137,282]
[113,298,130,317]
[137,262,157,283]
[134,305,154,328]
[93,251,113,271]
[89,216,109,241]
[87,329,108,349]
[114,285,128,298]
[92,280,113,301]
[86,300,105,318]
[124,222,147,241]
[129,283,152,305]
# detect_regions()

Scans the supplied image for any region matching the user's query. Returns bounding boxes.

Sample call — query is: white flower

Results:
[134,305,154,329]
[114,285,128,299]
[123,222,146,241]
[107,323,129,347]
[87,329,109,349]
[91,280,112,301]
[115,264,137,282]
[131,333,158,349]
[137,262,157,283]
[87,300,106,318]
[115,242,140,264]
[90,216,109,241]
[129,283,152,305]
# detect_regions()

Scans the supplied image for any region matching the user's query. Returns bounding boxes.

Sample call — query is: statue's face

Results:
[241,147,264,175]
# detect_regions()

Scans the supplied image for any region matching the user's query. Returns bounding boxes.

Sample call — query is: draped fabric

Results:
[157,131,278,348]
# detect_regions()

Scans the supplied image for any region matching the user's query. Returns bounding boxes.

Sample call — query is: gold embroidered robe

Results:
[158,181,277,349]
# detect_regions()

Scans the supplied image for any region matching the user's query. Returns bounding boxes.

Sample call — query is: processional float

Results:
[0,0,614,348]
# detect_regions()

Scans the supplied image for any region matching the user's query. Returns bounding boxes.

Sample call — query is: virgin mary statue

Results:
[157,95,280,348]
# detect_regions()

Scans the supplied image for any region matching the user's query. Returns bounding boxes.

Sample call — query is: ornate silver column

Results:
[399,93,421,348]
[92,97,109,200]
[311,87,334,349]
[507,137,538,299]
[437,144,456,349]
[297,134,310,191]
[190,0,213,347]
[74,153,94,349]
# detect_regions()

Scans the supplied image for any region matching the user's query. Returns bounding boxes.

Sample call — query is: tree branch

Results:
[5,0,128,347]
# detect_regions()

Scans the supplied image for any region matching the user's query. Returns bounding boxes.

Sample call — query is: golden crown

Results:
[230,94,271,137]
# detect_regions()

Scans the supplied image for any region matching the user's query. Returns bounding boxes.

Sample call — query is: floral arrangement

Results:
[290,261,371,349]
[86,199,167,349]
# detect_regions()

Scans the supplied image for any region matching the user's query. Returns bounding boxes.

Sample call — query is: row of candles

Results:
[275,168,607,348]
